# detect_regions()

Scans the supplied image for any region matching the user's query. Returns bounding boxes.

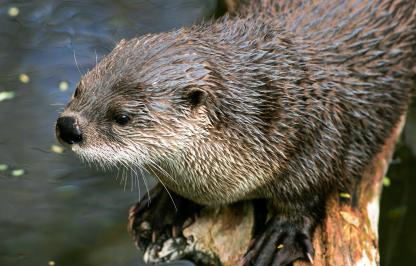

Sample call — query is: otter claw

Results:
[129,184,201,262]
[242,215,314,266]
[307,252,314,264]
[140,221,151,231]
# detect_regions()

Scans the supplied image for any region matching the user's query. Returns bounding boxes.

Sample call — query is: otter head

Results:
[56,33,218,170]
[55,27,279,204]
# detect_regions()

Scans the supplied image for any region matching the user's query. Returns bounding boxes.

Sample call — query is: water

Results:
[0,1,414,266]
[0,1,216,266]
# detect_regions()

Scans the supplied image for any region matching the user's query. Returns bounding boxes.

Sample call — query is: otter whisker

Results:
[132,166,141,199]
[148,159,178,185]
[114,167,119,182]
[118,165,125,185]
[117,166,123,185]
[119,163,125,185]
[122,166,128,191]
[114,162,122,183]
[129,164,140,192]
[128,165,133,192]
[146,164,177,211]
[140,167,152,205]
[95,49,98,66]
[120,161,134,191]
[124,165,130,192]
[72,50,83,76]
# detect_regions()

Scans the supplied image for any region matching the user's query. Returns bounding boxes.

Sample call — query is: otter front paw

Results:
[242,215,314,266]
[128,184,201,262]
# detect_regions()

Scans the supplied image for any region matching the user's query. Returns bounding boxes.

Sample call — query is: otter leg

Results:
[128,184,201,252]
[242,213,315,266]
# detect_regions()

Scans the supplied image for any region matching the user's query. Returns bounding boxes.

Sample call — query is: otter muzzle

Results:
[56,116,83,145]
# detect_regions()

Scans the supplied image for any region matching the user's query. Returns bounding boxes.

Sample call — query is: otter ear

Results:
[185,87,209,108]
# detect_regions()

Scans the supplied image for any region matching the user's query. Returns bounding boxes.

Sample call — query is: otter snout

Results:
[56,116,83,145]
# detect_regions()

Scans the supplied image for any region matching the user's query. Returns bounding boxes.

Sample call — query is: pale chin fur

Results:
[71,144,146,170]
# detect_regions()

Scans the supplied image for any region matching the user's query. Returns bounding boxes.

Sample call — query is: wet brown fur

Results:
[60,0,416,219]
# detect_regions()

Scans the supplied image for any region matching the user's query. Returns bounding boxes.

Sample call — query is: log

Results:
[128,114,405,266]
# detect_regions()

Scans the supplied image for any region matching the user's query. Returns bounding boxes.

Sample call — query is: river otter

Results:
[56,0,416,265]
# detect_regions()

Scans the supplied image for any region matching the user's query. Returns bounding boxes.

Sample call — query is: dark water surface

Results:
[0,1,414,266]
[0,1,215,266]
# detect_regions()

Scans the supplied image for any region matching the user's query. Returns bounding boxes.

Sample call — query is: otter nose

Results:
[56,116,83,144]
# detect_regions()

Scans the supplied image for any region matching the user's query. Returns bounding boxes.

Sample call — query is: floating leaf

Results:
[0,164,8,171]
[0,91,15,102]
[339,192,351,199]
[383,176,391,187]
[59,81,69,91]
[19,73,30,83]
[277,244,284,249]
[51,144,64,154]
[48,261,56,266]
[8,6,19,17]
[11,169,25,176]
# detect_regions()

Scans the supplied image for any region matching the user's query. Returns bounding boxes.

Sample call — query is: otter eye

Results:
[114,114,131,126]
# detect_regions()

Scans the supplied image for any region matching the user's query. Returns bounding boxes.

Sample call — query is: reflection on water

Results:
[0,1,414,266]
[0,1,215,266]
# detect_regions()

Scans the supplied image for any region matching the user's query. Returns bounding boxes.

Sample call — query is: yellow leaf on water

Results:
[59,81,69,92]
[19,73,30,84]
[51,145,64,154]
[0,91,15,102]
[11,169,25,176]
[8,6,19,17]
